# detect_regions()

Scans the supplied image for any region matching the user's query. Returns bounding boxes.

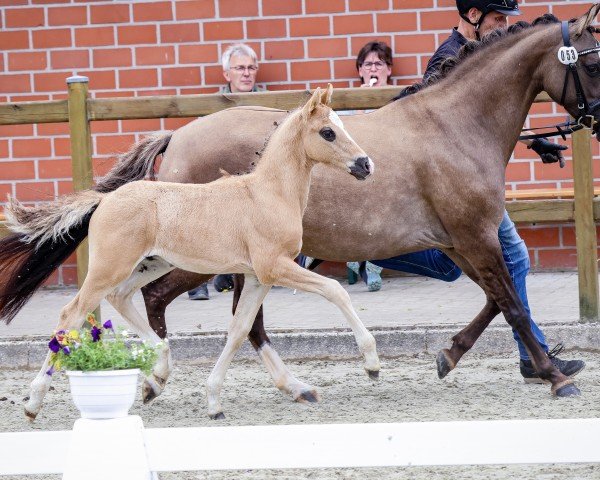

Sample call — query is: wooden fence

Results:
[0,77,598,320]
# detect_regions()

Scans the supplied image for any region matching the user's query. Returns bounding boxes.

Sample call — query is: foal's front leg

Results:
[206,274,271,419]
[260,258,380,378]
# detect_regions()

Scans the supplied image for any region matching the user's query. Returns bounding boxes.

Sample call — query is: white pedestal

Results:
[63,415,152,480]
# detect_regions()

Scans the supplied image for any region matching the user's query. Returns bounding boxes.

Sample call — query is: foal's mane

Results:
[395,13,562,100]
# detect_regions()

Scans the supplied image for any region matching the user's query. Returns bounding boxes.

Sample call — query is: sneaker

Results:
[520,343,585,384]
[347,261,382,292]
[347,262,360,285]
[188,283,209,300]
[214,274,234,292]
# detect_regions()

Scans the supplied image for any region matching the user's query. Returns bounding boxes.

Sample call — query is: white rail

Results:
[1,417,599,478]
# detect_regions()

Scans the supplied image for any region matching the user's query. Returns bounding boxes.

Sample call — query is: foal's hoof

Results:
[436,349,455,379]
[367,369,380,380]
[24,408,37,422]
[209,412,226,420]
[554,383,581,398]
[296,389,320,403]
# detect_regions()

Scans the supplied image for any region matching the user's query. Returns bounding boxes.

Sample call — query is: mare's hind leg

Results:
[106,257,175,404]
[233,274,320,403]
[257,258,380,378]
[206,274,271,419]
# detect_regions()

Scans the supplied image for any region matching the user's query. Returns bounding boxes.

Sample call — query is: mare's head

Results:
[299,85,373,180]
[539,4,600,138]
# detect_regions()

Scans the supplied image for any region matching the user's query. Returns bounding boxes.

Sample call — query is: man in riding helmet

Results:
[408,0,585,382]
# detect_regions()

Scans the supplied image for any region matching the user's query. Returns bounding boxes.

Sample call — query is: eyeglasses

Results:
[361,61,388,70]
[230,65,258,73]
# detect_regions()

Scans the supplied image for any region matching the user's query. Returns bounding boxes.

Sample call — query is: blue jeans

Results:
[371,210,548,360]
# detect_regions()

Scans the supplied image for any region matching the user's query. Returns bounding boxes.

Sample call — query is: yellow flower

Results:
[67,330,80,341]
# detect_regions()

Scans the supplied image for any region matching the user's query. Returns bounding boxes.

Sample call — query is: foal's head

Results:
[299,85,373,180]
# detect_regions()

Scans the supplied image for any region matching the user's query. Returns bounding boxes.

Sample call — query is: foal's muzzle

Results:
[349,156,374,180]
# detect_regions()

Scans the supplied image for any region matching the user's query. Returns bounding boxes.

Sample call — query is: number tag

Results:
[558,46,579,65]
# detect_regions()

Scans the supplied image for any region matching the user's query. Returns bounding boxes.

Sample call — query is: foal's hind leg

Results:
[106,257,175,404]
[233,274,320,403]
[258,258,380,378]
[206,274,271,419]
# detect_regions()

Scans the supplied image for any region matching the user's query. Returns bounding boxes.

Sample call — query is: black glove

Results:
[213,274,234,292]
[528,138,567,168]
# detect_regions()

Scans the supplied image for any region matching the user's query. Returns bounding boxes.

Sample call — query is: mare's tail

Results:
[0,191,103,324]
[94,132,172,193]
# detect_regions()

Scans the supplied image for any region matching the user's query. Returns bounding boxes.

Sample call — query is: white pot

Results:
[66,369,140,419]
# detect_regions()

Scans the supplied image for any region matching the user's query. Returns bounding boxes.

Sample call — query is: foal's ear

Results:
[574,3,600,37]
[302,87,322,120]
[320,83,333,107]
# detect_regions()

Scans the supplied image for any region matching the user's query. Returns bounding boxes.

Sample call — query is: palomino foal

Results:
[2,86,379,420]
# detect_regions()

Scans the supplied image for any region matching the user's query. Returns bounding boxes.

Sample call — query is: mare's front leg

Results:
[206,274,271,419]
[233,274,320,403]
[453,234,579,397]
[257,258,380,378]
[141,269,215,338]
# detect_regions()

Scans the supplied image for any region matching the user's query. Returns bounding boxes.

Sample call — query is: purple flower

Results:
[48,337,61,353]
[103,320,113,330]
[91,326,102,342]
[46,365,55,376]
[62,346,71,355]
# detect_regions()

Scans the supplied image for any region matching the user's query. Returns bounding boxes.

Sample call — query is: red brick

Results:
[175,0,215,19]
[290,16,330,37]
[5,7,44,27]
[53,137,71,156]
[350,35,393,55]
[393,0,433,7]
[160,23,200,43]
[48,6,88,26]
[203,65,227,85]
[179,44,219,64]
[133,2,173,21]
[518,6,550,22]
[0,124,34,137]
[552,4,592,20]
[60,266,78,286]
[268,83,305,91]
[121,119,162,132]
[0,31,29,50]
[91,4,130,24]
[43,270,60,287]
[32,29,72,48]
[163,118,194,130]
[80,70,116,90]
[75,27,114,47]
[95,134,136,156]
[0,74,31,94]
[306,0,345,13]
[247,19,287,39]
[420,10,457,31]
[333,14,374,35]
[135,46,175,66]
[33,72,71,92]
[162,67,201,86]
[291,60,330,81]
[119,69,158,89]
[394,34,436,54]
[257,62,287,82]
[537,249,578,269]
[38,159,73,179]
[0,184,12,203]
[308,38,348,58]
[534,161,573,181]
[333,58,357,79]
[390,56,418,77]
[265,40,304,60]
[349,0,388,11]
[89,120,119,135]
[0,160,35,180]
[13,138,51,158]
[262,0,302,16]
[8,52,47,71]
[505,161,532,182]
[50,50,90,69]
[519,227,560,248]
[57,180,74,196]
[118,25,157,45]
[219,0,258,17]
[0,140,8,157]
[0,0,27,5]
[203,21,244,41]
[15,182,56,202]
[93,48,133,68]
[377,12,418,32]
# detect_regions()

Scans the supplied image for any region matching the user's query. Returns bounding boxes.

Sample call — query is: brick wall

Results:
[0,0,599,284]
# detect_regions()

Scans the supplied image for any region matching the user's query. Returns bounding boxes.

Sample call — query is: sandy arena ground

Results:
[1,352,599,479]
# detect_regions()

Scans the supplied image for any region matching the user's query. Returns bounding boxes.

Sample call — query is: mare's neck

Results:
[252,113,314,213]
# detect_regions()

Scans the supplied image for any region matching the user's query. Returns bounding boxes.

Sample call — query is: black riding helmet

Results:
[456,0,521,33]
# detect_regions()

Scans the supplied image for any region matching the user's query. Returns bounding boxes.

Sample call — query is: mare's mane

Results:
[395,13,561,100]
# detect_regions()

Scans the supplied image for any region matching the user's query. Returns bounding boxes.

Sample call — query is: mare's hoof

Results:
[142,381,159,404]
[209,412,226,420]
[555,383,581,397]
[24,408,37,422]
[296,390,320,403]
[436,350,454,379]
[367,369,380,380]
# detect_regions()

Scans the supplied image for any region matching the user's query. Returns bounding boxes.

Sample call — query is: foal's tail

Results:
[0,191,103,325]
[94,132,172,193]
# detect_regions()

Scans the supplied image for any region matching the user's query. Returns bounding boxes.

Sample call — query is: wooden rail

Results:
[0,80,596,320]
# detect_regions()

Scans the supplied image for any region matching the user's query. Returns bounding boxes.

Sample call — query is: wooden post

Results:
[67,76,99,319]
[572,127,599,322]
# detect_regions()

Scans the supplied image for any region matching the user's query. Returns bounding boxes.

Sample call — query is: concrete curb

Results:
[1,322,599,369]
